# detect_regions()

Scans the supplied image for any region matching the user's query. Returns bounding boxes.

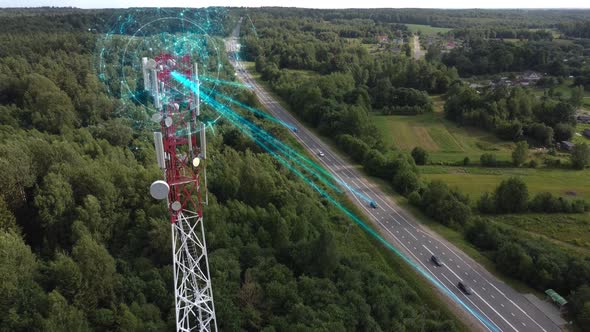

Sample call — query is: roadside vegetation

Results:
[240,7,590,329]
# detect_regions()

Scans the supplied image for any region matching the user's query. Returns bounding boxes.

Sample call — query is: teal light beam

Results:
[192,80,500,332]
[200,76,252,89]
[173,71,375,203]
[200,85,297,131]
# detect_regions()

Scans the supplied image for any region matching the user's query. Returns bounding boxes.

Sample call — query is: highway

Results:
[225,20,562,332]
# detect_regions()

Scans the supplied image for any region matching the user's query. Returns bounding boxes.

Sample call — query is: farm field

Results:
[370,111,513,163]
[405,24,451,35]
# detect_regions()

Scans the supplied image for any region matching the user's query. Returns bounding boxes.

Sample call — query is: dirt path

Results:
[413,35,425,60]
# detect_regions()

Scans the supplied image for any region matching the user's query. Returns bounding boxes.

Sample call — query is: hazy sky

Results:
[2,0,590,8]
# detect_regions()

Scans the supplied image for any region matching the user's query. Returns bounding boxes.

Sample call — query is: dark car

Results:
[430,255,443,267]
[458,281,472,295]
[369,201,377,209]
[291,127,298,133]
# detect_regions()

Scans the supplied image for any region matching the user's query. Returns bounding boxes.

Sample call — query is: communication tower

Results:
[144,54,217,332]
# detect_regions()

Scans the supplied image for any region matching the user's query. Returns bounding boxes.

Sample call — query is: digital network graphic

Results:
[96,8,499,332]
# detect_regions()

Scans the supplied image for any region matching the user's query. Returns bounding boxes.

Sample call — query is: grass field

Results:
[405,24,451,35]
[489,214,590,255]
[370,111,513,163]
[420,166,590,201]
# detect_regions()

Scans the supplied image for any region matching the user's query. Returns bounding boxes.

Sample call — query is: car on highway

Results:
[430,255,443,267]
[369,201,377,209]
[318,151,325,157]
[457,281,472,295]
[291,127,298,133]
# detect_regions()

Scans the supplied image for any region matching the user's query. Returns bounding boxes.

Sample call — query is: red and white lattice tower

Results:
[144,54,217,332]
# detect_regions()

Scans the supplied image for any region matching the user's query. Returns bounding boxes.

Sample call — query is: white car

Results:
[318,151,325,157]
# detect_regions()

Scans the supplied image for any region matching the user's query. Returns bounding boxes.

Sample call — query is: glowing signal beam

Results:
[171,72,501,332]
[199,76,252,89]
[200,85,297,131]
[246,15,258,38]
[172,71,373,203]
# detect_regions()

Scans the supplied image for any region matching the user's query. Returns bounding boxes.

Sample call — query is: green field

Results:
[420,166,590,201]
[405,24,451,35]
[370,111,513,163]
[489,214,590,255]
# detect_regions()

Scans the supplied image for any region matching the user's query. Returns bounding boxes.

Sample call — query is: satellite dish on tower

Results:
[192,157,200,167]
[150,180,169,200]
[171,201,182,211]
[151,113,163,123]
[165,117,173,127]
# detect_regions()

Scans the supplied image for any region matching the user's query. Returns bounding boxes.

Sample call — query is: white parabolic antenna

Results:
[151,113,163,123]
[150,180,170,200]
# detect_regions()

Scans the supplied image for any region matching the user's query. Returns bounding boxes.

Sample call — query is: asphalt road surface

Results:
[225,20,562,332]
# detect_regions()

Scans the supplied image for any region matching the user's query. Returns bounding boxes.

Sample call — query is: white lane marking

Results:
[439,273,498,332]
[511,313,515,317]
[501,304,504,308]
[422,245,434,255]
[404,228,418,241]
[472,290,520,332]
[428,238,549,332]
[491,295,495,299]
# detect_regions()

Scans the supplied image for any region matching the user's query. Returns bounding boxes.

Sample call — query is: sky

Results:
[2,0,590,8]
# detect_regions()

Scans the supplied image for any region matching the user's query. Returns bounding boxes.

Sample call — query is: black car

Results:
[369,201,377,209]
[457,281,472,295]
[430,255,443,267]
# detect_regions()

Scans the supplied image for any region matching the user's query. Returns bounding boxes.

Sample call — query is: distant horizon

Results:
[3,5,590,8]
[2,1,590,10]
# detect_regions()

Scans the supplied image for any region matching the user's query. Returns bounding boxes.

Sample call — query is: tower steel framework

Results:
[144,54,217,332]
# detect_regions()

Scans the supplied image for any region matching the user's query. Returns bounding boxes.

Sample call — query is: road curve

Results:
[225,20,562,332]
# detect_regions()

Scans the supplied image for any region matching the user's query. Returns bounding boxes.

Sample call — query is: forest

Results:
[0,8,463,331]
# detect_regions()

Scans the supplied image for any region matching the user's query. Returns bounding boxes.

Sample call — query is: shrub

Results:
[393,170,420,196]
[408,191,421,206]
[480,153,497,167]
[494,177,529,213]
[411,147,428,165]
